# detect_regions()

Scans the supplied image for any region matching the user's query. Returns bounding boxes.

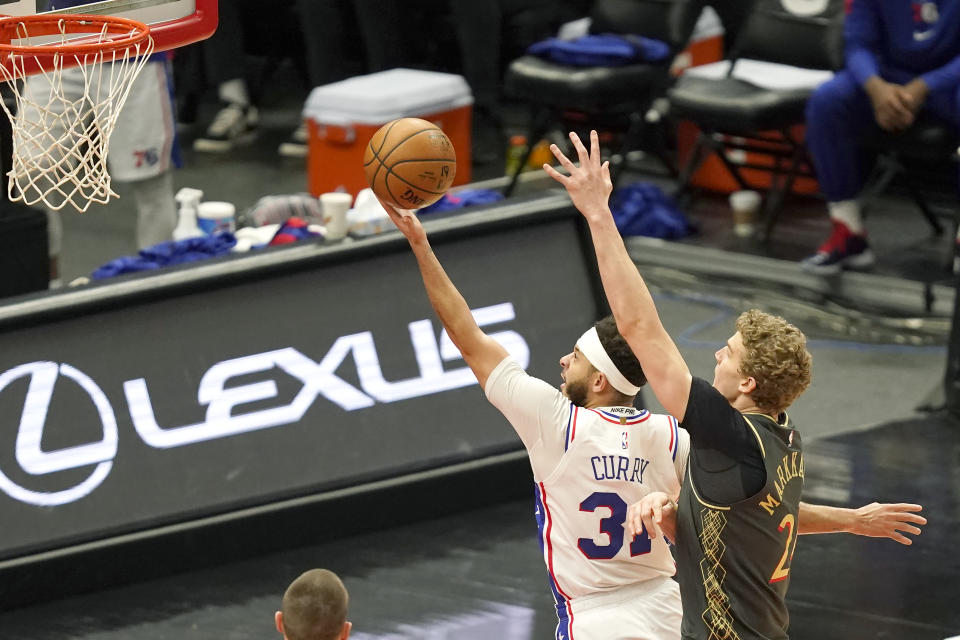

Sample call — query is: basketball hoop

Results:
[0,14,154,212]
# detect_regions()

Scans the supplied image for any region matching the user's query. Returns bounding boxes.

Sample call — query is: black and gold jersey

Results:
[676,411,803,640]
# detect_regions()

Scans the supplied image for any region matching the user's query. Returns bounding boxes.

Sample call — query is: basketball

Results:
[363,117,457,209]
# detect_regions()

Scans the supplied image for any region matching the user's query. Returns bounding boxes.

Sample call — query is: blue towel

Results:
[92,232,237,279]
[527,34,671,67]
[610,182,694,239]
[420,189,504,214]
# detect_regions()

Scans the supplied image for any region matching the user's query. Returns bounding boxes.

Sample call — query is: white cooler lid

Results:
[304,68,474,127]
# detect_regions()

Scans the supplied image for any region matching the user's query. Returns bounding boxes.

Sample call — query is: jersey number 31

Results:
[578,491,652,560]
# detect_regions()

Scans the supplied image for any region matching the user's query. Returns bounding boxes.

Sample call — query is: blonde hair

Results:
[736,309,812,414]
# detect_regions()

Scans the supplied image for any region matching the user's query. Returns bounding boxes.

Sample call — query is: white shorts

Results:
[18,57,176,183]
[556,577,682,640]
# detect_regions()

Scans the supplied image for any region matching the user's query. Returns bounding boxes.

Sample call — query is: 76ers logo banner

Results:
[912,1,939,40]
[913,1,939,23]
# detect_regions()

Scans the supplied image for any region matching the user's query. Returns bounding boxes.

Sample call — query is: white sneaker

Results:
[278,122,309,158]
[193,102,259,152]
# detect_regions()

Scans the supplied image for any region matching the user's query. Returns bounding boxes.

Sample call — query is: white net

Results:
[0,17,154,212]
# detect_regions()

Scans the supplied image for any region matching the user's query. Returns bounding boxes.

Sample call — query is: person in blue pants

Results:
[801,0,960,275]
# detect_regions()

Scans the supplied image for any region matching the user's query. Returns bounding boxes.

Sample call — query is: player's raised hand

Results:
[377,195,426,245]
[627,492,677,544]
[542,130,613,222]
[851,502,926,545]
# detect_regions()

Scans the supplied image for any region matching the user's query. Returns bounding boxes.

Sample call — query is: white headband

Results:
[575,326,641,396]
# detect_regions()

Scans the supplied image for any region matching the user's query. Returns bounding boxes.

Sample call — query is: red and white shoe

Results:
[800,222,876,275]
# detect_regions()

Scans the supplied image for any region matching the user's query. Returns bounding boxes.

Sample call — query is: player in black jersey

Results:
[543,131,926,640]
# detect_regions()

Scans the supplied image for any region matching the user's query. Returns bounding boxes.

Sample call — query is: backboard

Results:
[0,0,218,52]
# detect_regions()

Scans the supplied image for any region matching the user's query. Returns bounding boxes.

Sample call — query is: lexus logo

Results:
[0,303,529,507]
[0,362,118,507]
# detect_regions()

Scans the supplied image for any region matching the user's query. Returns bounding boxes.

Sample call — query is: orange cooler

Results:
[304,68,473,197]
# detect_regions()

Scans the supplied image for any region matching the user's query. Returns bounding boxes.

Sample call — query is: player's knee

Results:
[806,84,839,124]
[806,75,860,125]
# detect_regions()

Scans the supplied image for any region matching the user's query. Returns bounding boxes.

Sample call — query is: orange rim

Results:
[0,14,150,58]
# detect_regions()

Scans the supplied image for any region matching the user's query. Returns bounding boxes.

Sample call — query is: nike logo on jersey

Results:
[590,455,650,484]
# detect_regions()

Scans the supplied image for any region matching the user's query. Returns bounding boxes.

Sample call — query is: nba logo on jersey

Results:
[621,431,628,449]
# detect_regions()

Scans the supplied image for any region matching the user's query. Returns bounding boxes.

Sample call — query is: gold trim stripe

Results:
[742,416,766,458]
[687,463,730,511]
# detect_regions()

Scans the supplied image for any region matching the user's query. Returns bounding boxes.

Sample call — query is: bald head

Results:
[280,569,349,640]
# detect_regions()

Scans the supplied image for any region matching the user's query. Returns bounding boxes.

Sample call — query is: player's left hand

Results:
[542,130,613,223]
[377,195,426,245]
[851,502,926,545]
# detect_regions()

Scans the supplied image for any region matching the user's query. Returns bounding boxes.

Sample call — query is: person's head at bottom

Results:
[275,569,351,640]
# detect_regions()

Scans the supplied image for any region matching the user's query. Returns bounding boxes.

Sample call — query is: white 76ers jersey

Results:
[485,357,690,602]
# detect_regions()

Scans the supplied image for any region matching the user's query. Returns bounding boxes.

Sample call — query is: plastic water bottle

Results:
[173,187,204,241]
[505,135,528,176]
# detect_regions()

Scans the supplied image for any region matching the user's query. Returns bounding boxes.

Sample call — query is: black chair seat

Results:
[668,75,813,133]
[504,55,668,112]
[863,118,959,161]
[667,0,846,242]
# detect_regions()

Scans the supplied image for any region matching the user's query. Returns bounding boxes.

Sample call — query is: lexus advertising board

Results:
[0,206,603,562]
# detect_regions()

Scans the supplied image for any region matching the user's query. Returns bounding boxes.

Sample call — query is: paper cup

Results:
[729,190,761,237]
[320,192,353,241]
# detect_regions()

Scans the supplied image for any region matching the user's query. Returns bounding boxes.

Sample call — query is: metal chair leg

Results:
[713,137,753,192]
[904,175,945,236]
[503,106,552,198]
[611,111,648,187]
[673,131,710,203]
[760,141,805,243]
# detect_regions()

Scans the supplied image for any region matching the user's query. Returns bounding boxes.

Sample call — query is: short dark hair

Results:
[281,569,348,640]
[594,315,647,388]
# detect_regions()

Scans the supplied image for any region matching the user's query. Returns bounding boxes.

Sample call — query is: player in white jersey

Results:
[487,317,687,640]
[379,195,688,640]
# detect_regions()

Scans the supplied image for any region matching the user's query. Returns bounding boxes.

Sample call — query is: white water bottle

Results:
[173,187,204,241]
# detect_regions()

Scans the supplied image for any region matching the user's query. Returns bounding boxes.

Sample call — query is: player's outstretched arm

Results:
[543,131,693,420]
[797,501,926,545]
[380,197,508,388]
